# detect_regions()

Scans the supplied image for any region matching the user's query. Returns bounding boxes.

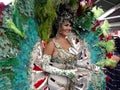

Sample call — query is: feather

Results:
[5,19,26,38]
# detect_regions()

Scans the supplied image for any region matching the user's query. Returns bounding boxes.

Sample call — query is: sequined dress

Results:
[47,39,77,90]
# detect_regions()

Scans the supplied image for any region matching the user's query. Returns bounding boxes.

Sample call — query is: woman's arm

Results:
[42,40,76,79]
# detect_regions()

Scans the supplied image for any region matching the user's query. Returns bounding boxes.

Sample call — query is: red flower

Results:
[76,0,94,17]
[99,34,104,40]
[105,76,110,82]
[106,34,112,40]
[91,27,96,31]
[91,20,100,31]
[106,52,113,58]
[76,3,83,17]
[42,40,47,48]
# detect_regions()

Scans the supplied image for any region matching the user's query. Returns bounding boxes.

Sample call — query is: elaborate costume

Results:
[43,38,77,90]
[0,0,115,90]
[42,32,99,90]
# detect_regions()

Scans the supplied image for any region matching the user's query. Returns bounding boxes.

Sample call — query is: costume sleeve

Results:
[42,54,75,79]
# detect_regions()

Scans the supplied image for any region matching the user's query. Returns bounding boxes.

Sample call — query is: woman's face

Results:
[59,20,72,37]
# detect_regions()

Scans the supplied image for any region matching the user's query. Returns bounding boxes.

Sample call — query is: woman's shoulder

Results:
[46,37,60,48]
[43,38,55,55]
[46,38,55,46]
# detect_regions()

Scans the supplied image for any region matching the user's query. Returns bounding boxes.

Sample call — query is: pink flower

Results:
[0,2,5,14]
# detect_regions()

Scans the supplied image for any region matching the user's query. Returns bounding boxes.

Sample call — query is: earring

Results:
[56,31,60,36]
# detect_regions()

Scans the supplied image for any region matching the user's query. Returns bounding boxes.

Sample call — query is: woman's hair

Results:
[50,4,74,38]
[56,4,74,24]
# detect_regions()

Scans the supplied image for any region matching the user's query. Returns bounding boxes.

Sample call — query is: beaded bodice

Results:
[51,39,77,69]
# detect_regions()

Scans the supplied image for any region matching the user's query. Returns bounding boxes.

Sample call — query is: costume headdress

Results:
[56,4,74,23]
[51,4,74,37]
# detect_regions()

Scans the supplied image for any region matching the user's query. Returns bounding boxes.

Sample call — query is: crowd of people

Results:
[106,37,120,90]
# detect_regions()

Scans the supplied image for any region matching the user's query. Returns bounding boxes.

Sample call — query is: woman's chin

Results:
[65,32,71,36]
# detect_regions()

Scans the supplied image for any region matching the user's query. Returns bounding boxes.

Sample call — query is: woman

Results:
[41,4,81,90]
[41,4,99,90]
[42,22,77,90]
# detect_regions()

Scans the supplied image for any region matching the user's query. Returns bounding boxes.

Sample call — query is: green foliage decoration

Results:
[96,59,117,68]
[0,58,19,67]
[2,4,25,47]
[0,29,19,59]
[74,10,95,33]
[94,40,115,53]
[34,0,57,42]
[100,20,110,37]
[73,4,114,90]
[0,58,19,90]
[91,6,104,18]
[5,19,26,38]
[14,0,34,17]
[0,76,13,90]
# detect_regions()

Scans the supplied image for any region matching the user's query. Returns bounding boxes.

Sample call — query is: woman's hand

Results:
[65,69,77,79]
[66,68,89,82]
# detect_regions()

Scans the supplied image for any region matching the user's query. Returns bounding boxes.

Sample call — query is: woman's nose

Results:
[68,26,72,30]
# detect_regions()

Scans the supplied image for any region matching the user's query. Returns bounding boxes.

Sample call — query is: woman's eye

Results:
[64,24,71,26]
[64,24,68,26]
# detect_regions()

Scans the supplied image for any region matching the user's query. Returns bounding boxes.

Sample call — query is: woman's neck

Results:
[56,34,68,40]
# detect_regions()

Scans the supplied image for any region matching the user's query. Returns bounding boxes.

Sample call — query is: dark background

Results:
[95,0,120,30]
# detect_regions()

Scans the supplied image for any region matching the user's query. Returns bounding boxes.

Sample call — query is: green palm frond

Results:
[92,6,104,18]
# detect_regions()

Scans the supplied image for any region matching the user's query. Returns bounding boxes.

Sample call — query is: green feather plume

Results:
[96,59,117,68]
[100,20,110,37]
[94,41,106,47]
[92,6,104,18]
[34,0,57,42]
[5,19,26,38]
[94,40,115,53]
[106,40,115,52]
